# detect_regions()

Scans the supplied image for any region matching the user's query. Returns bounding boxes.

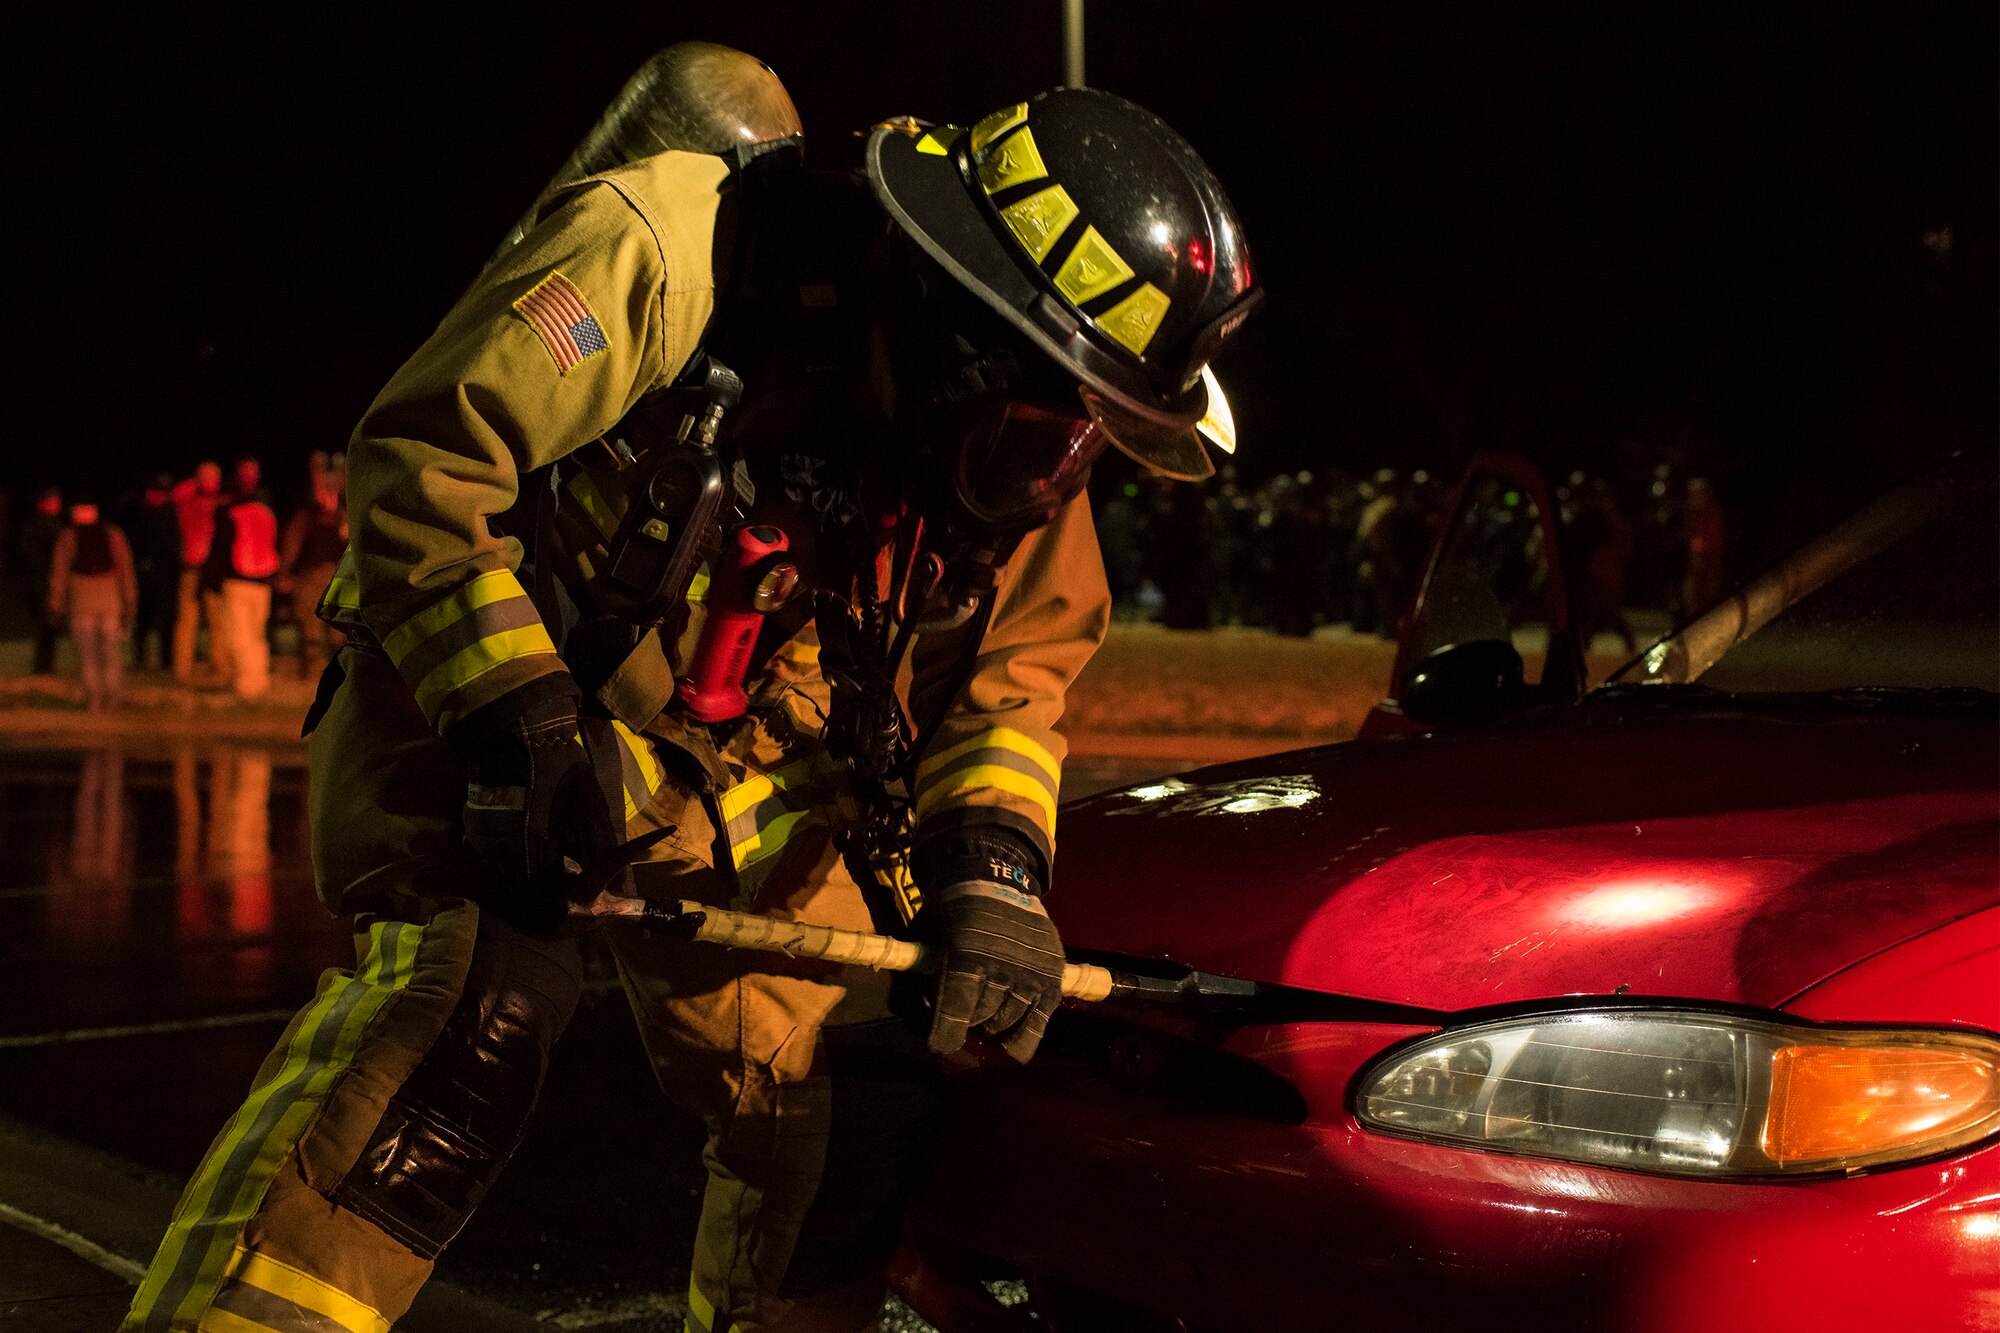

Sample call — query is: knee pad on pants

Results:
[331,913,582,1257]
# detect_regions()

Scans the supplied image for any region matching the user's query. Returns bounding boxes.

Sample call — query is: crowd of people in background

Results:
[1095,462,1726,644]
[0,453,1724,710]
[3,453,348,709]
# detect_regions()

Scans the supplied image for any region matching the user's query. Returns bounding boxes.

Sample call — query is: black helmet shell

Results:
[868,88,1260,479]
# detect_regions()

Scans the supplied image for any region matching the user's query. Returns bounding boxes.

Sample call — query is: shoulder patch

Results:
[513,271,611,374]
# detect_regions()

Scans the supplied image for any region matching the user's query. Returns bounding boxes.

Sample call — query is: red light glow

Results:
[1188,238,1210,274]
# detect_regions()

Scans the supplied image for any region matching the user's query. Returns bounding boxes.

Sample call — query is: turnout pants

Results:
[124,649,937,1333]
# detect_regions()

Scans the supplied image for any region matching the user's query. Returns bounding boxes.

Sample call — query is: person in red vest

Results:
[200,457,280,699]
[170,460,227,683]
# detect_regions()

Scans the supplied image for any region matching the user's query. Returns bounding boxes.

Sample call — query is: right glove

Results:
[920,880,1067,1064]
[455,682,623,931]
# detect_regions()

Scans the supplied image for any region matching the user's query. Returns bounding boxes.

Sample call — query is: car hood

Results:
[1055,694,1999,1012]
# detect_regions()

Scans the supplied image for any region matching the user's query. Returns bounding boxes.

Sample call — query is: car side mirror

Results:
[1398,639,1527,725]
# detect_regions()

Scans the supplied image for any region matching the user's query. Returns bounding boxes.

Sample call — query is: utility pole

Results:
[1062,0,1086,88]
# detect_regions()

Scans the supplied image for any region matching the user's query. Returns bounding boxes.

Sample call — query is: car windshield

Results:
[1609,453,1998,694]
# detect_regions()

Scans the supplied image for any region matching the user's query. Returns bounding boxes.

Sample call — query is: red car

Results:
[896,452,2000,1332]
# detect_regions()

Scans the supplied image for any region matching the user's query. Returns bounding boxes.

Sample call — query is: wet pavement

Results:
[0,739,1175,1328]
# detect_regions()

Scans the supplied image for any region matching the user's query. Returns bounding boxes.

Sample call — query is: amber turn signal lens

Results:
[1762,1044,2000,1166]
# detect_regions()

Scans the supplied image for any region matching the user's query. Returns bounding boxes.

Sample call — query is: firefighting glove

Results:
[920,881,1066,1064]
[457,688,624,932]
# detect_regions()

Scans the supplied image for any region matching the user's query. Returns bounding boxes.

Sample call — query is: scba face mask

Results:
[947,390,1106,532]
[892,253,1110,537]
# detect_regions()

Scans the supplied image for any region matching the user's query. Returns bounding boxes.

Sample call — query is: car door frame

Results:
[1366,453,1586,736]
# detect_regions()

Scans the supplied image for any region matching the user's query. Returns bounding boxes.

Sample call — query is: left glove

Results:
[920,879,1066,1063]
[457,686,624,931]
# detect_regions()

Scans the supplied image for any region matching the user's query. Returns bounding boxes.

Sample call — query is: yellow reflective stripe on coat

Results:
[380,569,525,662]
[319,572,362,615]
[916,727,1061,791]
[372,567,561,723]
[916,764,1058,833]
[731,808,813,871]
[611,720,666,824]
[412,625,558,718]
[718,755,819,823]
[914,727,1063,834]
[128,921,423,1332]
[719,754,856,872]
[206,1247,392,1333]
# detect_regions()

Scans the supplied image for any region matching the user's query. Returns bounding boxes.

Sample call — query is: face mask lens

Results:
[954,400,1106,528]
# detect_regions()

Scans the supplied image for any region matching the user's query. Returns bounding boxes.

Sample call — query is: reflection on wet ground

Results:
[1,743,330,1038]
[0,740,1174,1325]
[0,742,342,1177]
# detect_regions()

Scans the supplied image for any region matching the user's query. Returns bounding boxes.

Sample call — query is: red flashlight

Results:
[675,524,801,724]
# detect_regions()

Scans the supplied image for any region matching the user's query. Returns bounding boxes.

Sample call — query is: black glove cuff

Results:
[911,824,1047,900]
[448,673,582,783]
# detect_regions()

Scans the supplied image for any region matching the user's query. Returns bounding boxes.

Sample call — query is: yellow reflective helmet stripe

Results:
[976,124,1050,195]
[1053,226,1137,306]
[998,183,1081,264]
[1095,281,1173,355]
[915,126,965,156]
[965,103,1173,365]
[968,102,1027,155]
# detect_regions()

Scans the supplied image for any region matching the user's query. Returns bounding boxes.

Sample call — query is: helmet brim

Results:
[1081,388,1215,483]
[868,125,1215,480]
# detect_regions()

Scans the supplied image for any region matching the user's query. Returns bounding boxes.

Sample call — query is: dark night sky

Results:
[11,3,1995,526]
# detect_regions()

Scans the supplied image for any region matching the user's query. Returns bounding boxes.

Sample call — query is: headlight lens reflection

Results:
[1356,1010,2000,1178]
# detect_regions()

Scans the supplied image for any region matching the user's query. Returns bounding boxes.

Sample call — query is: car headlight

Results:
[1354,1009,2000,1178]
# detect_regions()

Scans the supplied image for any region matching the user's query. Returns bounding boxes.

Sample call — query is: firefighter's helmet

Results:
[867,88,1261,481]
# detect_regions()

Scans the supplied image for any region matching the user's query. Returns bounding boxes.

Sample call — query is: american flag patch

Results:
[513,271,611,374]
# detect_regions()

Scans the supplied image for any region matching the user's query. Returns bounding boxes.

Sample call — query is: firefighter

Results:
[125,43,1257,1333]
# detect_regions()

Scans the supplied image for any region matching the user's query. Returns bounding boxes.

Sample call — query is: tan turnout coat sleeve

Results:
[320,152,727,734]
[908,493,1112,867]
